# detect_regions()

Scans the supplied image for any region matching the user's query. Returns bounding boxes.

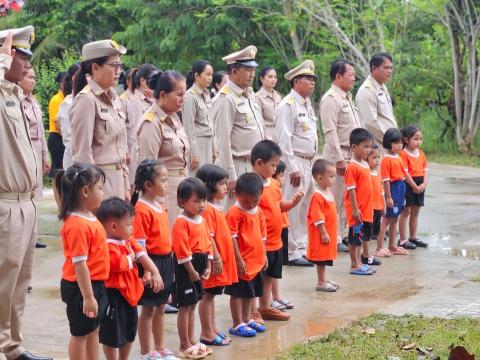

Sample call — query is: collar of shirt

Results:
[234,201,258,214]
[367,75,387,92]
[1,79,23,99]
[331,84,351,100]
[291,89,307,105]
[191,83,209,97]
[227,79,246,98]
[88,78,116,99]
[133,88,152,103]
[258,86,279,100]
[153,102,179,127]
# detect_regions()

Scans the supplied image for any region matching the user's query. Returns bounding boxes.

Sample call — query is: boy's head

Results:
[312,159,336,188]
[96,197,134,240]
[235,172,264,210]
[350,128,373,160]
[177,177,208,215]
[366,143,380,169]
[382,127,403,152]
[251,140,282,180]
[273,160,287,186]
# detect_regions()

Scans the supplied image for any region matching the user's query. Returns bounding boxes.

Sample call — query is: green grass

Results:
[278,314,479,360]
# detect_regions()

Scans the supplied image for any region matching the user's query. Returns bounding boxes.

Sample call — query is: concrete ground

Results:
[8,162,480,360]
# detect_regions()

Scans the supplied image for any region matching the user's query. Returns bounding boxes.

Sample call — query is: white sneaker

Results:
[158,348,180,360]
[138,351,162,360]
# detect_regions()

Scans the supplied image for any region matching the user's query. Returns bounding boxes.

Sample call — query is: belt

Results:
[167,168,186,177]
[233,155,251,161]
[340,145,350,150]
[96,163,122,170]
[294,153,315,161]
[0,192,34,201]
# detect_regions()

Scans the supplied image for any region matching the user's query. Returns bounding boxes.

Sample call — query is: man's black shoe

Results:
[35,241,47,249]
[14,351,53,360]
[288,257,314,267]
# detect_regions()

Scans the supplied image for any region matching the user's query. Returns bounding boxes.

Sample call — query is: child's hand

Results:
[263,254,269,270]
[202,263,211,280]
[352,208,362,224]
[188,270,201,282]
[236,258,246,275]
[386,197,394,209]
[212,259,223,275]
[83,295,98,318]
[321,233,330,244]
[291,191,304,205]
[150,271,164,293]
[413,185,422,194]
[142,271,152,286]
[419,183,426,191]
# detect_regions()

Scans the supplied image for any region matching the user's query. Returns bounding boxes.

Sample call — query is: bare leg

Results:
[137,306,154,355]
[349,244,360,269]
[376,217,391,252]
[199,293,217,341]
[409,206,421,240]
[399,206,411,242]
[271,278,281,302]
[259,276,273,308]
[119,342,133,360]
[316,265,326,286]
[86,329,100,360]
[362,238,370,258]
[229,296,243,328]
[188,304,197,346]
[241,298,253,324]
[388,218,400,252]
[152,304,166,351]
[102,345,118,360]
[69,335,87,360]
[177,305,193,351]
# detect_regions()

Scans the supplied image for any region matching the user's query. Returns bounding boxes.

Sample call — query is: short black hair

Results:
[196,164,228,201]
[131,159,166,206]
[133,63,158,90]
[350,128,373,146]
[382,128,403,149]
[177,177,207,206]
[96,197,134,224]
[329,59,355,81]
[273,160,286,178]
[312,159,334,177]
[55,71,67,84]
[235,172,263,197]
[369,52,393,72]
[250,140,282,165]
[401,124,422,146]
[366,143,380,161]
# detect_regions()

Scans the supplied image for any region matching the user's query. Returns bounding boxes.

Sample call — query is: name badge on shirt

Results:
[101,108,109,113]
[298,113,306,117]
[237,101,245,107]
[6,100,15,107]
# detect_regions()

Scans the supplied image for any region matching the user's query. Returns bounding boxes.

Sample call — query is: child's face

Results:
[367,149,380,170]
[105,214,133,240]
[351,139,373,161]
[315,165,336,189]
[274,171,286,187]
[254,156,281,180]
[405,131,423,150]
[237,192,262,211]
[390,140,403,154]
[181,193,207,216]
[146,166,169,197]
[84,180,104,212]
[214,179,228,200]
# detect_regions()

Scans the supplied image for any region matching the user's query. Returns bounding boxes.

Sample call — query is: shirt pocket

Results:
[97,110,114,134]
[5,105,25,139]
[160,127,176,155]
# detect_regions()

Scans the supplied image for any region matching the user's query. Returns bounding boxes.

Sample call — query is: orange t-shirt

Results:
[202,203,238,288]
[105,237,145,306]
[258,178,283,251]
[381,154,407,183]
[172,215,213,264]
[344,159,374,225]
[307,191,338,261]
[371,171,385,211]
[400,149,428,177]
[226,203,267,281]
[133,199,172,255]
[61,213,110,282]
[271,178,289,228]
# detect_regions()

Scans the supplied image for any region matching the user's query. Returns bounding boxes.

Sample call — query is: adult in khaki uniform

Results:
[0,27,52,360]
[256,66,282,142]
[183,60,215,174]
[320,59,361,249]
[356,52,397,148]
[18,67,50,199]
[125,64,156,188]
[137,70,190,226]
[276,60,317,266]
[69,39,129,200]
[213,45,265,204]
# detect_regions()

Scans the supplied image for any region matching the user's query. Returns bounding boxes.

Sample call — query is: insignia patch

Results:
[6,100,15,107]
[101,108,109,113]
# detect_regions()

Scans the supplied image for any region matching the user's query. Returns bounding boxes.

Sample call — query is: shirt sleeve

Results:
[381,158,391,182]
[259,209,267,242]
[344,165,357,190]
[276,104,299,173]
[64,222,90,263]
[108,243,132,272]
[320,96,343,162]
[70,94,95,164]
[58,101,71,150]
[356,89,384,142]
[132,207,149,248]
[310,195,326,226]
[128,237,147,259]
[172,219,192,264]
[182,93,199,157]
[213,96,236,180]
[137,118,162,162]
[226,208,240,239]
[0,54,12,81]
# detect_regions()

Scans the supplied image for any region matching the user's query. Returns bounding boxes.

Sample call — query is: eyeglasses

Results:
[104,62,124,71]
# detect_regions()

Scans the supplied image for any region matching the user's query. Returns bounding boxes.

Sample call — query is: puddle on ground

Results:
[419,232,480,260]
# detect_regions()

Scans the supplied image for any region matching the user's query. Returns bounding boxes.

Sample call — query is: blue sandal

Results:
[217,332,232,343]
[350,267,373,275]
[247,320,266,333]
[200,334,229,346]
[361,264,376,273]
[229,323,257,337]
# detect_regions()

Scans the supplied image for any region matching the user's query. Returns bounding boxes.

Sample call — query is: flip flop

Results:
[361,264,376,273]
[228,323,256,337]
[316,282,337,292]
[277,298,294,309]
[178,345,206,359]
[350,267,373,275]
[216,332,232,343]
[200,334,229,346]
[328,280,340,289]
[195,343,213,356]
[391,247,409,255]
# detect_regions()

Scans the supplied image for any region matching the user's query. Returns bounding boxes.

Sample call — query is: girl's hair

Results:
[211,71,228,97]
[195,164,227,201]
[73,56,109,96]
[96,197,134,224]
[382,127,403,150]
[122,67,137,91]
[273,160,286,178]
[133,64,157,90]
[257,66,275,88]
[54,163,106,220]
[62,62,81,96]
[177,178,207,206]
[366,143,380,160]
[147,70,186,100]
[131,159,165,206]
[401,124,422,147]
[186,60,211,89]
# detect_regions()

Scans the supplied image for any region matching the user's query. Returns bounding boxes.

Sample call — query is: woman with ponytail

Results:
[182,60,215,174]
[137,70,190,226]
[69,39,130,200]
[256,66,281,142]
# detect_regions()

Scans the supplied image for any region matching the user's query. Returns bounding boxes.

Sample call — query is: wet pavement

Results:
[8,162,480,360]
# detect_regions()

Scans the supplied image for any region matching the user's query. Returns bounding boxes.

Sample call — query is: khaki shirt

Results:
[23,94,48,162]
[356,75,397,142]
[182,83,214,157]
[70,78,128,166]
[0,54,37,193]
[126,89,153,153]
[276,89,318,174]
[212,79,265,180]
[137,102,190,170]
[320,84,361,163]
[255,87,281,141]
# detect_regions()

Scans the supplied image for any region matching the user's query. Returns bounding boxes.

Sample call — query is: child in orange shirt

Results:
[196,164,237,346]
[367,144,385,246]
[399,125,429,248]
[251,140,303,321]
[307,159,339,291]
[344,128,375,275]
[131,160,177,360]
[96,197,162,360]
[172,178,213,359]
[375,128,409,257]
[55,163,108,360]
[225,173,268,337]
[272,161,290,266]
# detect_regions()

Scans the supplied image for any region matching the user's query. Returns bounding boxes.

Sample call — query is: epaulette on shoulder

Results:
[79,85,90,94]
[286,95,295,105]
[327,90,335,97]
[119,92,127,100]
[220,86,230,95]
[144,111,155,122]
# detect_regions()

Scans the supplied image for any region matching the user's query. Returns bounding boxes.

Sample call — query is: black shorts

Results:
[175,253,208,307]
[138,253,175,307]
[204,286,225,296]
[281,228,289,265]
[309,260,334,266]
[99,288,138,348]
[405,176,425,207]
[372,210,382,237]
[265,249,283,279]
[60,279,109,337]
[224,272,264,299]
[348,221,372,246]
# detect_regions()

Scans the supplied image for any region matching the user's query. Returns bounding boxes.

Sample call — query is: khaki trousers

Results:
[224,157,252,210]
[284,157,315,261]
[31,140,43,199]
[190,136,214,176]
[102,168,126,200]
[0,199,36,360]
[164,175,187,229]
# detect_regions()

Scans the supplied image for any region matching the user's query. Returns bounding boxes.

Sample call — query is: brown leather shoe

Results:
[251,311,265,324]
[258,306,290,321]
